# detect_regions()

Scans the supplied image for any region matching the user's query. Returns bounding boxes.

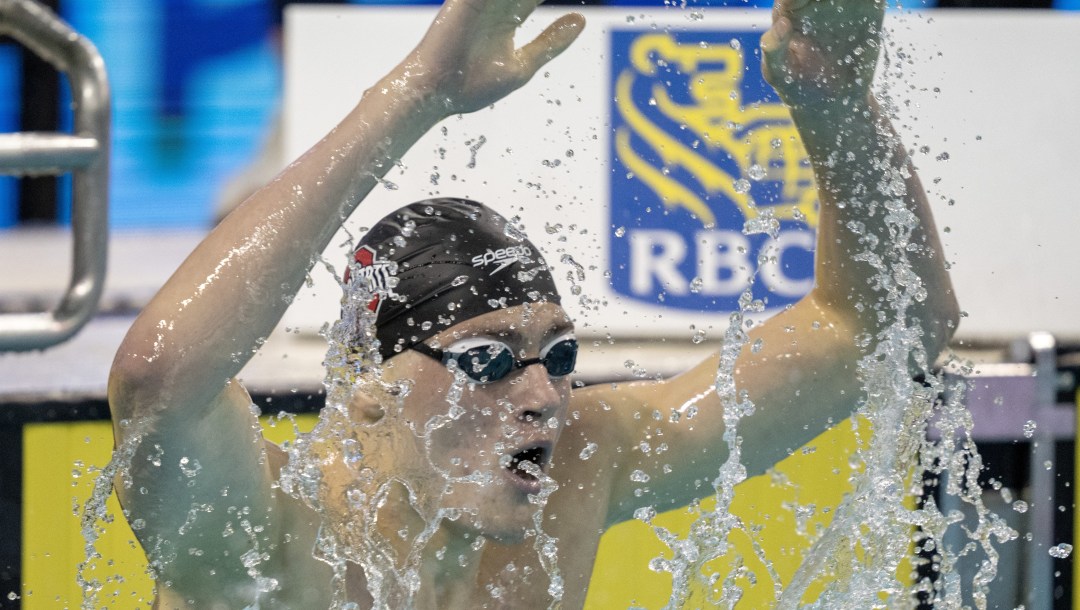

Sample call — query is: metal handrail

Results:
[1025,331,1056,610]
[0,0,110,351]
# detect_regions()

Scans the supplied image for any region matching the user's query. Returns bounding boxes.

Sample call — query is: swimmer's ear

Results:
[347,389,385,424]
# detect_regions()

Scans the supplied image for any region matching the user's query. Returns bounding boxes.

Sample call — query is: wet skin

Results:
[108,0,959,606]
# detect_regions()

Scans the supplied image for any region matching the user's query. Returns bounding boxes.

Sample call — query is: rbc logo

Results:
[609,30,818,312]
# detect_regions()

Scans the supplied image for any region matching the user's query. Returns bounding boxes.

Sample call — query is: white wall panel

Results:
[284,7,1080,343]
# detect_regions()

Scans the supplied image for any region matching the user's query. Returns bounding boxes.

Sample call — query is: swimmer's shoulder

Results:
[563,380,660,467]
[561,383,640,461]
[568,379,650,428]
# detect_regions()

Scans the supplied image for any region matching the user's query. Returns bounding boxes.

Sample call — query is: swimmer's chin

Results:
[440,498,534,545]
[461,514,531,545]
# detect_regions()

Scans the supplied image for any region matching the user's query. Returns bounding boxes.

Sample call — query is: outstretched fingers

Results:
[516,13,585,79]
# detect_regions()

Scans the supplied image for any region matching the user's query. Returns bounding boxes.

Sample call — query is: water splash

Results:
[273,253,566,608]
[643,257,778,608]
[768,34,1014,610]
[77,427,142,609]
[523,461,564,608]
[635,28,1012,609]
[276,257,429,608]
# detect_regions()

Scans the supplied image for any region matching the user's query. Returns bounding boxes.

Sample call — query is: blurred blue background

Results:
[0,0,1073,229]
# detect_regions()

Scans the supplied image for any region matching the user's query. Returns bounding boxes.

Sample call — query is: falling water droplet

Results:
[504,218,527,242]
[579,443,598,460]
[634,506,657,522]
[1049,543,1073,559]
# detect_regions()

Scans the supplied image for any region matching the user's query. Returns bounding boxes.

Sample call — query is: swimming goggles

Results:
[411,333,578,384]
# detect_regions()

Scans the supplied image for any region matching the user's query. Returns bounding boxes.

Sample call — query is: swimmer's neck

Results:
[364,493,485,607]
[429,533,486,604]
[419,526,485,608]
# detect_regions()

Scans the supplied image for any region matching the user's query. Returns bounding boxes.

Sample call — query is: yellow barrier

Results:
[23,415,860,608]
[21,415,317,608]
[585,420,859,608]
[23,420,155,608]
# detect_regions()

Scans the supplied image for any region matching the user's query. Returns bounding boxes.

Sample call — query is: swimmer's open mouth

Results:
[508,445,548,482]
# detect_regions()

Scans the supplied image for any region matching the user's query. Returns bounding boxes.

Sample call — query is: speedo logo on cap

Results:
[471,245,532,275]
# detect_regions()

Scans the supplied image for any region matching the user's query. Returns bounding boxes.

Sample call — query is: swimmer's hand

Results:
[402,0,584,115]
[761,0,885,111]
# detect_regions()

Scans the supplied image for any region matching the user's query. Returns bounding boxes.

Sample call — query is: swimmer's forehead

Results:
[432,303,573,345]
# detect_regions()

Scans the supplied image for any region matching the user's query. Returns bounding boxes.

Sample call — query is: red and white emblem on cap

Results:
[345,245,397,314]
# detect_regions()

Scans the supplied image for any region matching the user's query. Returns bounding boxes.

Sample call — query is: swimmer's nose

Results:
[510,361,565,425]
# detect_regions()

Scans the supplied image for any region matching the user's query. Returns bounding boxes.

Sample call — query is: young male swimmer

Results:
[108,0,958,606]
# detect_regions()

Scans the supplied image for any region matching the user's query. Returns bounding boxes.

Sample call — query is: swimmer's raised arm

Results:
[578,0,960,524]
[107,0,582,602]
[759,0,956,347]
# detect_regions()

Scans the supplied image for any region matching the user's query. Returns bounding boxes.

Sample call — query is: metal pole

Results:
[0,0,110,351]
[1025,331,1056,610]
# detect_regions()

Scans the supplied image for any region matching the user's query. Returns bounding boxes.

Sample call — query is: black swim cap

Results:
[345,198,561,361]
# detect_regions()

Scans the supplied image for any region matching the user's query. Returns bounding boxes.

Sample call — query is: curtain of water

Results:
[74,19,1019,610]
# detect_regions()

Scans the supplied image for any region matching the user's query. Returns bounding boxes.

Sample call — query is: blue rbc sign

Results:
[608,29,817,313]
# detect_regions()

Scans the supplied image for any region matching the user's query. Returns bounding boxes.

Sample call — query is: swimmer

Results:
[108,0,958,606]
